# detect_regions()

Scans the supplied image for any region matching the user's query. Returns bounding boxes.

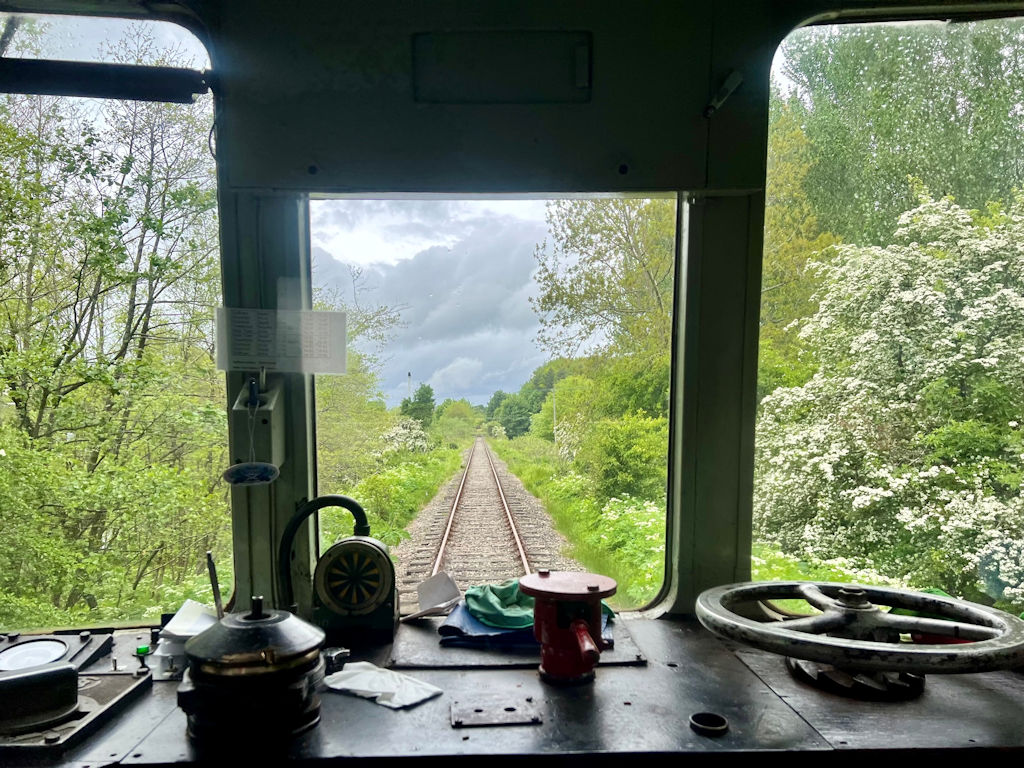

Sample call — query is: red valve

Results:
[519,571,616,685]
[572,620,600,665]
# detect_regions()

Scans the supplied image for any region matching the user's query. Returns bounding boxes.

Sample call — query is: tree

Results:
[0,25,229,624]
[782,20,1024,246]
[434,399,477,446]
[529,375,598,455]
[532,198,674,359]
[400,383,435,428]
[755,193,1024,608]
[494,393,532,439]
[314,270,403,490]
[759,93,839,399]
[485,390,508,419]
[574,412,669,501]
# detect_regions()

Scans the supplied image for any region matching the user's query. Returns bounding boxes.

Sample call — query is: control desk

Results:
[7,615,1024,766]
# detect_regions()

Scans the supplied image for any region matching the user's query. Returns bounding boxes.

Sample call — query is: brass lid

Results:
[184,597,325,677]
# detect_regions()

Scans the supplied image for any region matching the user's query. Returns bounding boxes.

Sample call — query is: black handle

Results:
[278,495,371,612]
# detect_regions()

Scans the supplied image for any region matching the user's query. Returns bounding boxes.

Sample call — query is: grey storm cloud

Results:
[312,210,552,407]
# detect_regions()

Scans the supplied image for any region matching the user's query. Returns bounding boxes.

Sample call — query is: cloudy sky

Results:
[1,12,209,66]
[310,200,554,407]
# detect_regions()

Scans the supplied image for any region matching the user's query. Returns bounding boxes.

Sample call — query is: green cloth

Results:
[464,578,615,630]
[465,579,535,629]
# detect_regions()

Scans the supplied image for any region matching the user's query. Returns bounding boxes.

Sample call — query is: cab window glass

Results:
[0,17,223,630]
[755,19,1024,615]
[311,197,675,610]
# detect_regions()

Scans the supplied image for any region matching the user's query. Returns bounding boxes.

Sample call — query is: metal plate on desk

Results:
[390,617,646,669]
[451,694,544,727]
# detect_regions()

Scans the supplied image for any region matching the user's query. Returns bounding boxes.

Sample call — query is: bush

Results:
[574,412,668,502]
[320,446,464,548]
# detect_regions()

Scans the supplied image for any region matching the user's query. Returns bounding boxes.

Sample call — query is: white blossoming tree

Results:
[755,190,1024,609]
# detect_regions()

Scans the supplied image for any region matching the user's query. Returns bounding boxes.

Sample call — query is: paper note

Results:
[215,307,346,374]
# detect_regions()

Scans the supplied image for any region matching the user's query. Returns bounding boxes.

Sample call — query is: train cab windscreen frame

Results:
[0,1,1023,764]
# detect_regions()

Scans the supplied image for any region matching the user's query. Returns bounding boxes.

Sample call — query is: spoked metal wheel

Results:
[696,581,1024,675]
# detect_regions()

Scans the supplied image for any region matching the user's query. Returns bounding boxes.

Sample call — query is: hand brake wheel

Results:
[696,581,1024,676]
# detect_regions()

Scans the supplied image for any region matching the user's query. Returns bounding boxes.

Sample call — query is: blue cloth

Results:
[438,601,613,649]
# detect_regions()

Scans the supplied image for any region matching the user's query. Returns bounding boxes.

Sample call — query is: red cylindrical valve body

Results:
[519,571,616,684]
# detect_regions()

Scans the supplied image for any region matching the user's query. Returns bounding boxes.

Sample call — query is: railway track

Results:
[394,436,583,612]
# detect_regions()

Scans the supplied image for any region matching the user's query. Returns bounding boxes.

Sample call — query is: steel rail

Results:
[481,439,532,576]
[431,437,532,578]
[430,443,474,577]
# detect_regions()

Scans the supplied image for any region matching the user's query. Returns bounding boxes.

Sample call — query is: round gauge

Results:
[314,538,394,617]
[0,639,68,670]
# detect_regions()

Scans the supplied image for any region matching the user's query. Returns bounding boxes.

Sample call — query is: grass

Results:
[320,443,466,549]
[489,436,665,610]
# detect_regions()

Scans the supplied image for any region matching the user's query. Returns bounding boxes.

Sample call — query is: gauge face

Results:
[315,539,394,617]
[0,639,68,670]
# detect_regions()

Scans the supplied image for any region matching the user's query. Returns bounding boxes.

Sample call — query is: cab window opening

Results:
[309,196,676,613]
[0,14,226,632]
[755,17,1024,617]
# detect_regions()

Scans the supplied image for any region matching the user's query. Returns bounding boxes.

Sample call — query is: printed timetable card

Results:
[215,308,346,374]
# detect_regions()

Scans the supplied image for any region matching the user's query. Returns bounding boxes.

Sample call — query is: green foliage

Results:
[432,399,478,447]
[759,94,838,400]
[319,447,463,549]
[755,194,1024,612]
[494,393,533,439]
[485,390,508,419]
[489,437,664,607]
[533,198,674,357]
[400,383,435,427]
[0,30,230,630]
[484,420,507,440]
[574,413,668,501]
[782,20,1024,246]
[316,351,397,490]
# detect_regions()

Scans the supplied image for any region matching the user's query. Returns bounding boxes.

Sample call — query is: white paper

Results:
[160,599,218,640]
[215,307,346,374]
[324,661,442,709]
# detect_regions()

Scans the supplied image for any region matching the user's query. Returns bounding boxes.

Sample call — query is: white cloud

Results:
[312,199,555,405]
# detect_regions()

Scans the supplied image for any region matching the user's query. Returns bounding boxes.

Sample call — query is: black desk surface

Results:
[10,616,1024,766]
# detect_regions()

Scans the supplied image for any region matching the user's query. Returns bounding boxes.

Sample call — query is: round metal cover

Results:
[314,538,393,616]
[0,639,68,671]
[519,571,616,600]
[185,603,324,677]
